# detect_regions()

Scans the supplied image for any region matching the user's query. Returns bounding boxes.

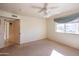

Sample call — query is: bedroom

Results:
[0,3,79,56]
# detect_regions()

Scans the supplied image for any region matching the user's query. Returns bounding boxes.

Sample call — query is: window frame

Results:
[55,23,79,34]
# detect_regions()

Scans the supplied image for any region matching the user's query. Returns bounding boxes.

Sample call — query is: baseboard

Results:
[20,38,47,48]
[47,38,79,50]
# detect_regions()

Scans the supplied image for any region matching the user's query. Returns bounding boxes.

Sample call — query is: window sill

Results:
[56,32,79,35]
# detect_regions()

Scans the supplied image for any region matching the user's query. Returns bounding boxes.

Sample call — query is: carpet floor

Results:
[0,39,79,56]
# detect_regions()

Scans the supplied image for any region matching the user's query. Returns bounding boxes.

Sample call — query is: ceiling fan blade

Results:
[49,7,57,9]
[31,6,42,9]
[38,8,44,13]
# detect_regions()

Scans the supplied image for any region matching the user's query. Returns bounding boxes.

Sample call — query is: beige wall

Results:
[0,10,47,48]
[47,17,79,49]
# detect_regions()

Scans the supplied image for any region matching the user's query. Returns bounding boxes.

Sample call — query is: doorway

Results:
[4,19,20,48]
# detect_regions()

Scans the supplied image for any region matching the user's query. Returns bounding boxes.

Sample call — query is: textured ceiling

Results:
[0,3,79,18]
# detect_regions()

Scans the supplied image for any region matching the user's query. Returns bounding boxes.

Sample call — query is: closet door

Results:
[4,20,10,47]
[0,17,20,48]
[5,19,20,47]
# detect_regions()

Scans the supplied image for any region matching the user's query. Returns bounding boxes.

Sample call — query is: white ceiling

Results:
[0,3,79,18]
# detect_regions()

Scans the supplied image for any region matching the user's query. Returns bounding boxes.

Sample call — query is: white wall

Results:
[0,20,5,48]
[20,16,46,44]
[0,10,47,48]
[47,17,79,49]
[0,9,79,50]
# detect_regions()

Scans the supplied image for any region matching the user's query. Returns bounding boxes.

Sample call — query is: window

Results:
[56,23,79,34]
[56,24,65,32]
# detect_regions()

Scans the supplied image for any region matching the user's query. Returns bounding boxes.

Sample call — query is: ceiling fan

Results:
[31,3,57,15]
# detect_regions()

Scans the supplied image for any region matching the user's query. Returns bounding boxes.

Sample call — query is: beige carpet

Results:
[0,39,79,56]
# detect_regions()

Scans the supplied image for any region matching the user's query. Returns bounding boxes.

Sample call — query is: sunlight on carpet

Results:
[50,50,64,56]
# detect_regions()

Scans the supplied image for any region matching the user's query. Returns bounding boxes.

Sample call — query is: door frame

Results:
[0,16,21,48]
